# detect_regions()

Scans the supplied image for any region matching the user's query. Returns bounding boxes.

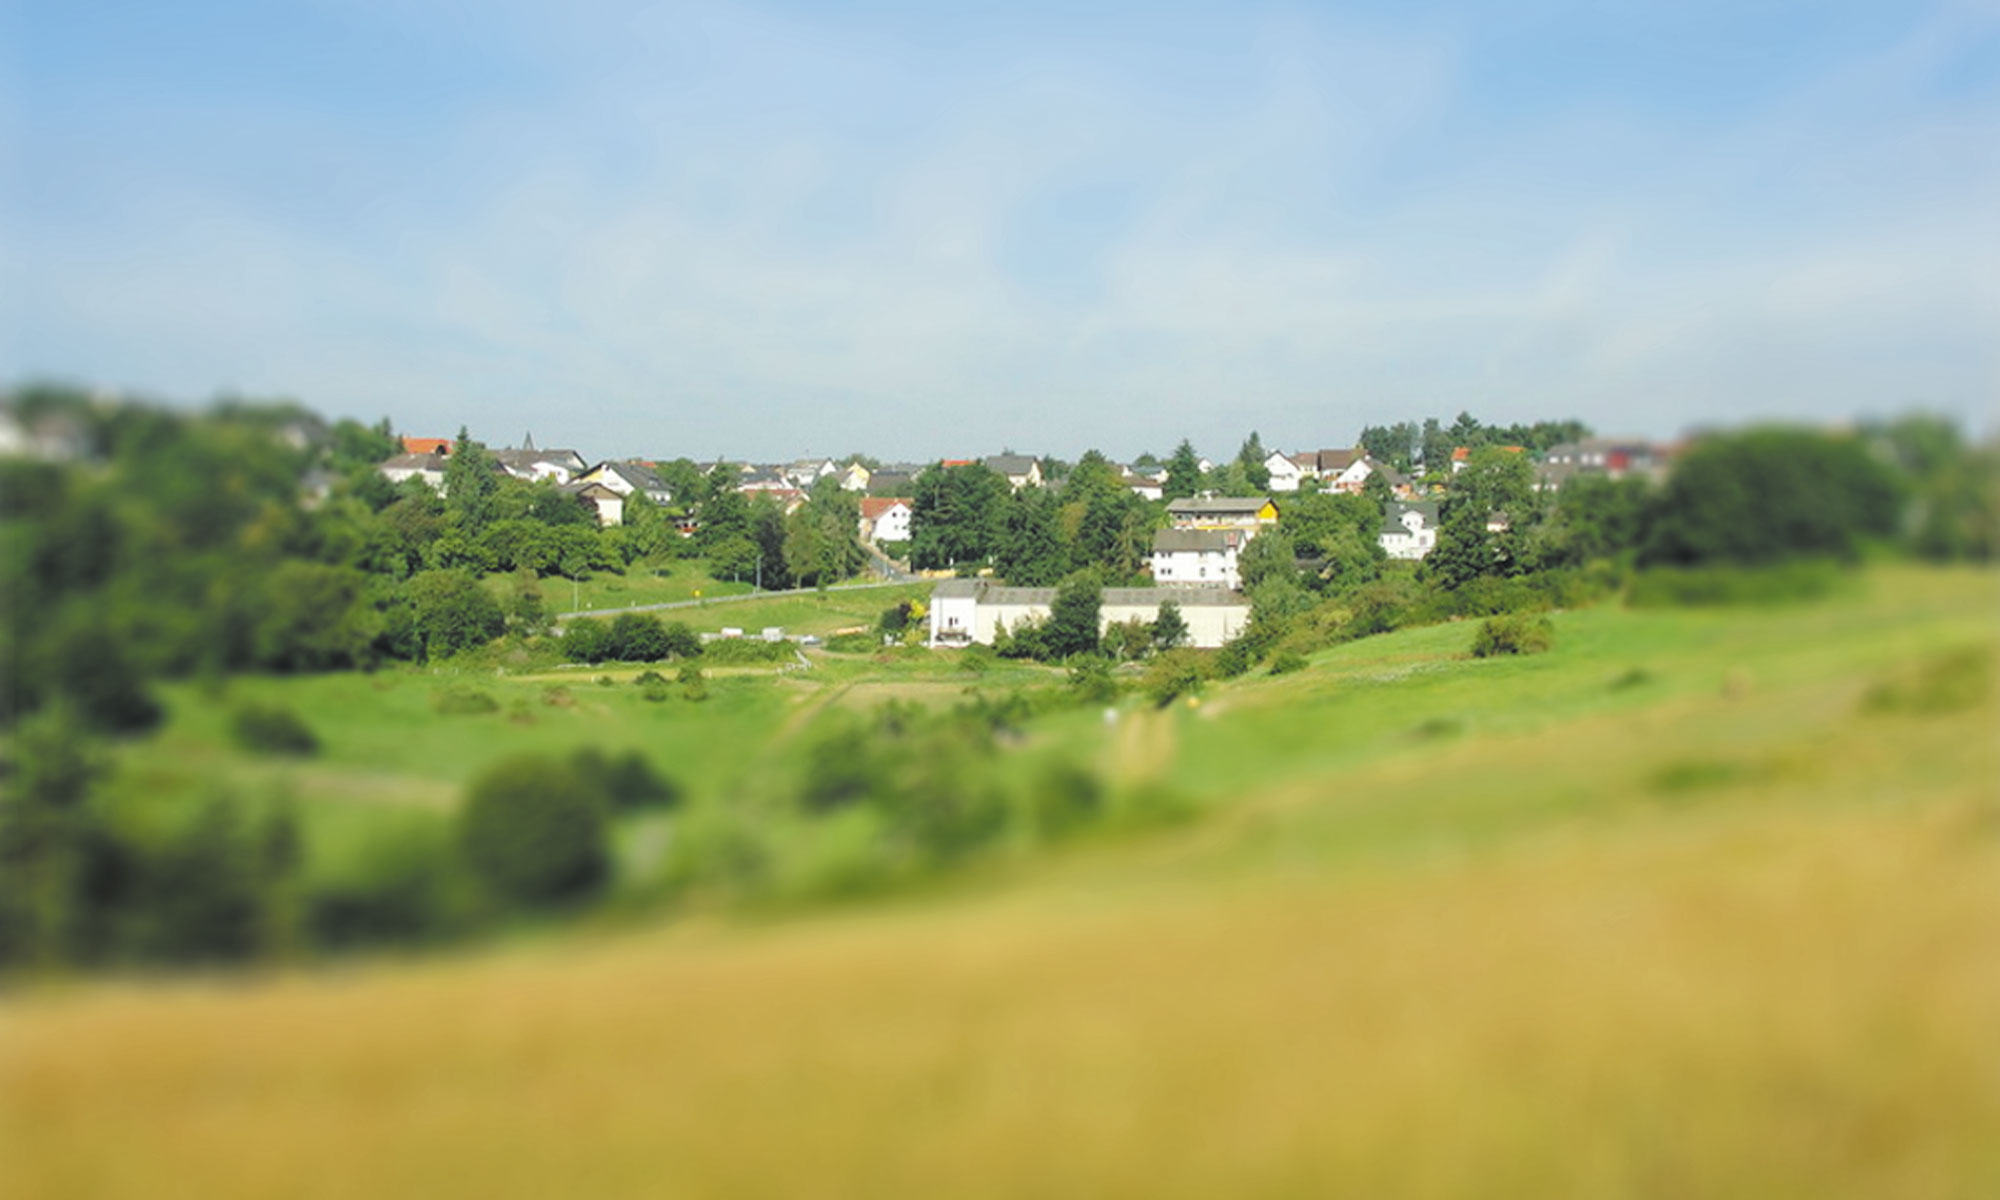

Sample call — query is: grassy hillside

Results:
[5,566,1996,1196]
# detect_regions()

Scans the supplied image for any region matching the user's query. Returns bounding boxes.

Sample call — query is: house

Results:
[1309,449,1377,493]
[1537,438,1663,490]
[379,450,449,491]
[839,461,872,492]
[867,470,916,496]
[400,436,454,457]
[0,405,91,461]
[560,481,625,527]
[1152,527,1246,588]
[926,580,1249,649]
[1122,473,1165,502]
[1166,496,1278,531]
[581,460,673,506]
[492,442,587,485]
[858,497,914,543]
[1379,501,1440,560]
[784,458,838,490]
[1264,450,1306,492]
[738,466,794,493]
[984,454,1043,490]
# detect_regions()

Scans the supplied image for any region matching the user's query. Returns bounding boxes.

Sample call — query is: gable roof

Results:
[984,454,1040,476]
[858,497,912,520]
[1316,448,1364,471]
[1152,527,1241,553]
[401,436,453,456]
[1167,496,1272,516]
[591,460,667,491]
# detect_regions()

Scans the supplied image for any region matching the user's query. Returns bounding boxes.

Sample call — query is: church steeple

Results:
[523,431,536,451]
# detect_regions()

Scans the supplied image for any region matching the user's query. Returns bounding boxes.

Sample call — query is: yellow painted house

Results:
[1165,496,1279,531]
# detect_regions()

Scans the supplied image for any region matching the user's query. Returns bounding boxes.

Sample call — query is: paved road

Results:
[555,576,920,622]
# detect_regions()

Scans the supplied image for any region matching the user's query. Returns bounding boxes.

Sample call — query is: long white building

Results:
[927,580,1250,649]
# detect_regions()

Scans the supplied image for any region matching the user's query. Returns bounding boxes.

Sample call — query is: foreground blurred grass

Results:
[4,567,1997,1196]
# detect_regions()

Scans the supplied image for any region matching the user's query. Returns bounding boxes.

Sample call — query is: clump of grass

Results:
[1410,715,1464,741]
[1267,650,1309,676]
[230,703,319,757]
[1608,666,1656,691]
[541,685,575,708]
[1862,645,1995,716]
[1470,613,1554,658]
[1649,758,1748,794]
[431,685,499,716]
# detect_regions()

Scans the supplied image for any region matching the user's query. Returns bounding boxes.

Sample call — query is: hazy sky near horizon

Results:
[7,0,1996,461]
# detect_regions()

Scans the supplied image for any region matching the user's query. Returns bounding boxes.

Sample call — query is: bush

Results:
[1471,613,1555,658]
[702,637,790,664]
[824,631,879,654]
[1626,561,1843,608]
[561,617,612,663]
[1145,649,1208,707]
[231,703,319,756]
[678,661,708,702]
[457,756,610,907]
[609,613,671,662]
[569,747,682,810]
[1066,655,1120,705]
[1267,650,1308,675]
[432,684,500,715]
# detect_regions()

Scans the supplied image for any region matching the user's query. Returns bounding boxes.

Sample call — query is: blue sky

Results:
[6,0,1996,461]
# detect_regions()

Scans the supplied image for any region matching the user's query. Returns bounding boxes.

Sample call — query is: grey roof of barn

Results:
[932,579,1245,606]
[1167,496,1271,515]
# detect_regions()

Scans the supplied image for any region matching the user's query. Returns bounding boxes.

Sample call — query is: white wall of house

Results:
[1264,451,1304,492]
[866,503,912,543]
[1152,546,1241,588]
[927,585,1249,649]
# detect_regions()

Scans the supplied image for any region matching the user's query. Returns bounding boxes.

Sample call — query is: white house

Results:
[1379,501,1440,560]
[379,450,448,491]
[784,458,839,489]
[580,460,673,506]
[1263,450,1306,492]
[1122,473,1165,502]
[1151,527,1245,588]
[858,497,913,543]
[839,461,873,492]
[561,481,626,527]
[927,580,1249,649]
[984,454,1044,490]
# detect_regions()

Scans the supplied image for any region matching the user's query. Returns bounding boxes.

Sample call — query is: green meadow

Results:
[7,564,1997,1196]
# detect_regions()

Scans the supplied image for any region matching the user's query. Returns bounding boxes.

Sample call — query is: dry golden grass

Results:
[7,709,1997,1198]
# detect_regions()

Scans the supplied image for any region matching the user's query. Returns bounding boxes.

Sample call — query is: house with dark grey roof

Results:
[1379,501,1440,560]
[581,460,672,506]
[1152,527,1247,588]
[983,455,1043,490]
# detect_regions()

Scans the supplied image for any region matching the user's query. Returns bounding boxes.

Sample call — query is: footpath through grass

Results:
[7,566,1997,1196]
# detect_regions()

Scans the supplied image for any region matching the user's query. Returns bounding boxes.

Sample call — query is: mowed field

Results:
[5,567,1998,1197]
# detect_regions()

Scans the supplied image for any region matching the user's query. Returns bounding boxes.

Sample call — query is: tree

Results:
[458,755,610,907]
[402,569,506,659]
[442,427,499,531]
[1152,598,1188,651]
[1237,530,1299,591]
[1640,428,1905,567]
[910,461,1010,570]
[1044,572,1103,658]
[1164,439,1203,502]
[995,487,1070,586]
[1236,431,1271,490]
